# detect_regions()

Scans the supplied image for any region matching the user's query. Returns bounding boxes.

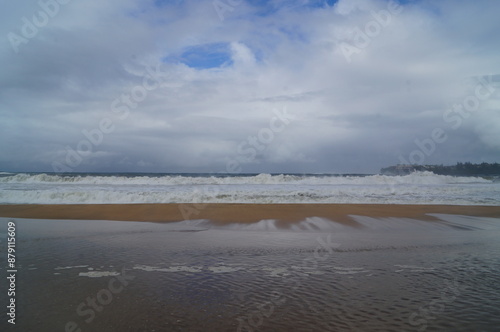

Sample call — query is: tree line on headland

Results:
[380,162,500,176]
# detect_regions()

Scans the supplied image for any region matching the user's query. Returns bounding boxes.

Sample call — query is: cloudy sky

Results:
[1,0,499,174]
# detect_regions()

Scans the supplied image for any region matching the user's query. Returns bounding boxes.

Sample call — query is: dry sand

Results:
[1,204,499,228]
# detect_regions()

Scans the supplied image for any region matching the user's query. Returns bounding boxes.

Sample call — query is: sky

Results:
[0,0,499,174]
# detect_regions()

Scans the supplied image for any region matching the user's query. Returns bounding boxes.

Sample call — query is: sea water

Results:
[0,171,499,205]
[1,215,499,331]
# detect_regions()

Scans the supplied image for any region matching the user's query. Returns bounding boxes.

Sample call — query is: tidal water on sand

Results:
[1,215,500,331]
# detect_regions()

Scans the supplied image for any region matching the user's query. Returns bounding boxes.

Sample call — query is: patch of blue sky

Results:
[394,0,420,5]
[245,0,339,16]
[227,0,338,21]
[164,42,234,69]
[390,0,441,17]
[303,0,339,9]
[153,0,184,8]
[246,0,421,16]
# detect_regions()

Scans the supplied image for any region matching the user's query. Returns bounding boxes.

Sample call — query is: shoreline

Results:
[1,204,499,227]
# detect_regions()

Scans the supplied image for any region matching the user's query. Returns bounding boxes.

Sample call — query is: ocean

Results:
[1,171,499,205]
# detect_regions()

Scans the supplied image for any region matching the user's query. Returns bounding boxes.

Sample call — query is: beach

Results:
[2,172,500,331]
[1,203,500,225]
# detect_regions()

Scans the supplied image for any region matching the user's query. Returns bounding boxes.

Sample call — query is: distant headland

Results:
[380,162,500,176]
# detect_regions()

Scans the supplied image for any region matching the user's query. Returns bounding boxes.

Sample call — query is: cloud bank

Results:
[1,0,499,173]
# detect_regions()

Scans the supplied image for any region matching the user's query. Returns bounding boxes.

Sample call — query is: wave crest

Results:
[0,171,491,186]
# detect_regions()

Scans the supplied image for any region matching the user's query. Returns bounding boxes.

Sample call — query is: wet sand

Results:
[0,203,499,227]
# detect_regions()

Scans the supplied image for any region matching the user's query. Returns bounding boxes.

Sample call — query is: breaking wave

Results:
[0,172,498,204]
[0,171,492,186]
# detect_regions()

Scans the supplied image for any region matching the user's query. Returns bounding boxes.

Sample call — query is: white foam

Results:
[217,219,280,231]
[262,267,291,277]
[78,271,120,278]
[394,265,436,273]
[0,172,498,205]
[55,265,89,270]
[132,265,202,273]
[330,267,370,275]
[289,217,348,231]
[290,266,325,275]
[208,266,243,273]
[0,172,492,185]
